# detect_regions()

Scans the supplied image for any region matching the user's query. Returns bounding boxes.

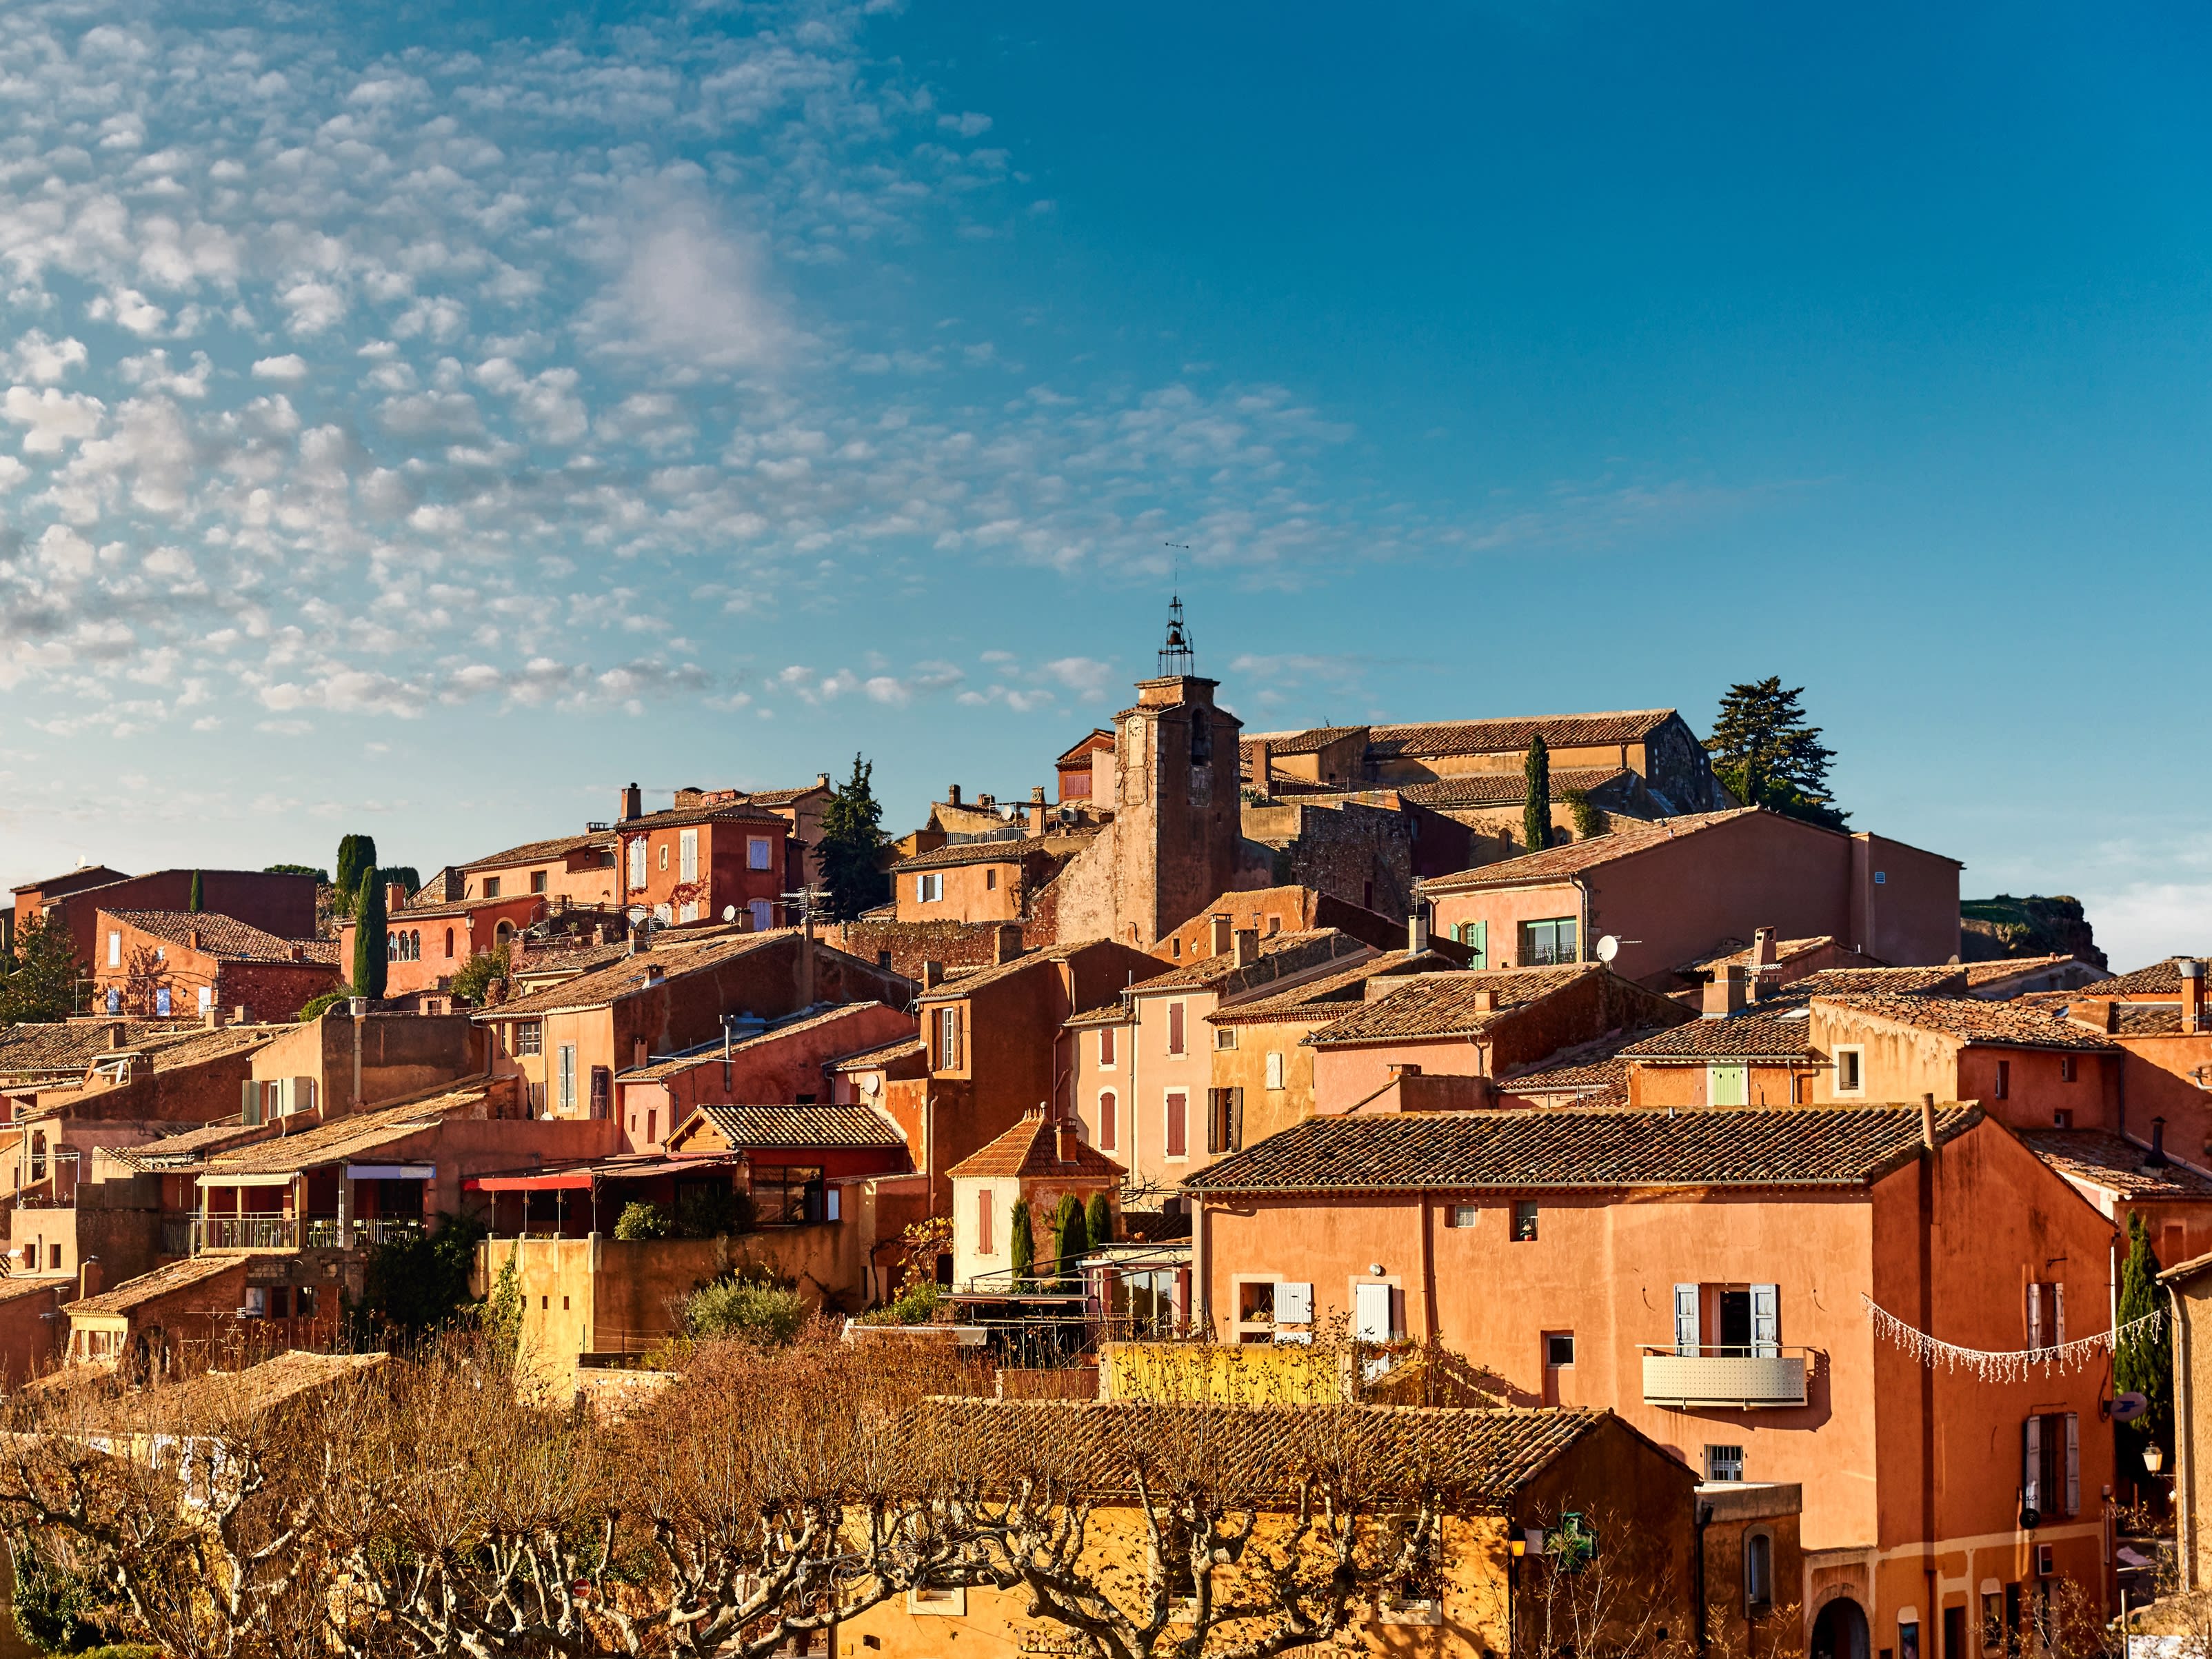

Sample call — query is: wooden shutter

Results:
[2054,1283,2066,1346]
[1168,1003,1184,1055]
[977,1189,992,1257]
[241,1080,261,1125]
[2064,1414,2079,1516]
[1673,1284,1700,1356]
[2022,1416,2041,1510]
[1276,1282,1313,1323]
[1165,1092,1186,1158]
[1751,1284,1780,1357]
[1229,1087,1243,1152]
[1205,1089,1220,1154]
[1471,920,1487,969]
[2028,1284,2042,1350]
[1355,1282,1394,1343]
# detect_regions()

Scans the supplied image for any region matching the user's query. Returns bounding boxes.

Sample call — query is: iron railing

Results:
[197,1215,427,1253]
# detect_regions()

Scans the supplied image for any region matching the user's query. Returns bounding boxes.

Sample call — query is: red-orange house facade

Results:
[92,911,341,1023]
[1187,1104,2121,1653]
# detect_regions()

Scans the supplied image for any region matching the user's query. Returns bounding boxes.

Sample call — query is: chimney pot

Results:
[1056,1120,1078,1165]
[234,1005,250,1025]
[188,926,201,952]
[1234,928,1259,968]
[77,1258,100,1301]
[947,784,963,807]
[108,1021,128,1048]
[2105,999,2122,1034]
[1029,785,1047,804]
[2182,959,2205,1035]
[1210,914,1234,958]
[923,960,946,989]
[816,772,830,790]
[620,783,643,823]
[1702,964,1749,1020]
[290,943,304,962]
[1471,987,1497,1014]
[1408,910,1431,956]
[1249,738,1273,801]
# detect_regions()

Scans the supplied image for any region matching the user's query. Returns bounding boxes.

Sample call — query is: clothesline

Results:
[1862,1294,2161,1383]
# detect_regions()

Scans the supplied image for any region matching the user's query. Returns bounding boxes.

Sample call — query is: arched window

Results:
[1745,1531,1773,1611]
[411,931,422,961]
[1098,1092,1117,1152]
[445,928,455,959]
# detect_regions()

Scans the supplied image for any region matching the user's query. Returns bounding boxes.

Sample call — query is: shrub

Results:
[614,1202,672,1240]
[299,985,354,1022]
[856,1276,943,1327]
[673,1185,752,1238]
[10,1545,107,1653]
[684,1279,807,1346]
[449,943,510,1004]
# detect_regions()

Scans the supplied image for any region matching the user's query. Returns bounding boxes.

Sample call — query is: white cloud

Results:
[3,387,105,454]
[251,354,310,383]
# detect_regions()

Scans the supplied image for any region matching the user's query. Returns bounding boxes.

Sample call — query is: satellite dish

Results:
[861,1073,881,1097]
[2111,1391,2151,1423]
[722,905,737,922]
[1596,935,1620,963]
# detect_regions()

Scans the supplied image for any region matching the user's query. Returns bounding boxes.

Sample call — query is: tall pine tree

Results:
[0,916,79,1025]
[1705,678,1849,830]
[818,754,890,921]
[1522,736,1551,854]
[352,869,388,1001]
[2115,1209,2173,1473]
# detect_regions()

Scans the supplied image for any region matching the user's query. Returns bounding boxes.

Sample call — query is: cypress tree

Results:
[188,870,203,912]
[1053,1192,1089,1286]
[1008,1198,1034,1289]
[1522,736,1551,855]
[334,835,376,918]
[1085,1190,1113,1249]
[2115,1209,2173,1471]
[352,869,388,1001]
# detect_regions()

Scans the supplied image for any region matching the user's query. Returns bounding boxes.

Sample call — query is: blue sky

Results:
[1,1,2206,968]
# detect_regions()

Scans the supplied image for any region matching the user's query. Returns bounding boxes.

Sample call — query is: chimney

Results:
[591,924,605,947]
[923,960,946,989]
[289,943,305,962]
[1701,965,1748,1020]
[107,1021,128,1048]
[234,1005,250,1025]
[387,881,409,913]
[77,1258,100,1301]
[1234,928,1259,968]
[1026,789,1047,836]
[1056,1118,1079,1166]
[1408,910,1431,956]
[2149,1116,2170,1167]
[1920,1092,1937,1152]
[643,964,665,987]
[1209,913,1234,958]
[619,782,643,822]
[947,784,963,807]
[202,1003,224,1030]
[1471,987,1497,1014]
[816,772,831,790]
[1752,927,1776,967]
[188,925,202,953]
[2182,959,2205,1035]
[994,923,1024,966]
[2105,999,2122,1034]
[1249,738,1273,801]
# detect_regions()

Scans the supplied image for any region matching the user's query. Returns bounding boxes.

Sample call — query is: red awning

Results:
[464,1154,739,1194]
[465,1173,596,1193]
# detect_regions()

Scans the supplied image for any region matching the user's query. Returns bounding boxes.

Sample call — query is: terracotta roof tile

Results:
[828,1036,928,1072]
[1237,725,1371,758]
[64,1253,245,1316]
[1418,810,1759,895]
[616,801,787,833]
[1618,1010,1819,1063]
[1305,966,1591,1047]
[690,1103,907,1151]
[2076,958,2203,998]
[1367,710,1676,760]
[1186,1104,1982,1195]
[892,834,1093,872]
[1498,1049,1634,1098]
[1207,950,1453,1027]
[1678,937,1834,975]
[1136,929,1364,994]
[104,910,335,964]
[946,1113,1124,1182]
[1791,966,1965,997]
[916,943,1099,1005]
[616,1004,908,1081]
[1394,769,1631,811]
[1815,994,2120,1052]
[464,832,612,870]
[2020,1130,2212,1199]
[194,1087,485,1176]
[1961,954,2093,988]
[0,1020,203,1080]
[744,782,830,807]
[483,929,798,1020]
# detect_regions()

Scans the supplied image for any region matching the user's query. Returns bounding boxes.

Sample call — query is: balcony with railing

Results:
[193,1215,428,1254]
[1640,1344,1810,1409]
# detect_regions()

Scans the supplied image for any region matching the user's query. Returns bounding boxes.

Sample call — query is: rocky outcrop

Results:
[1958,895,2105,969]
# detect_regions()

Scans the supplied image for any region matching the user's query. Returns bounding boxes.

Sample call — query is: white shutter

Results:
[1355,1283,1395,1343]
[2028,1285,2042,1350]
[2022,1416,2041,1510]
[826,1187,841,1223]
[2054,1283,2066,1346]
[2064,1414,2079,1516]
[1673,1284,1700,1356]
[916,874,927,902]
[241,1080,261,1125]
[679,829,698,883]
[1276,1283,1313,1324]
[1751,1284,1780,1357]
[1265,1051,1285,1090]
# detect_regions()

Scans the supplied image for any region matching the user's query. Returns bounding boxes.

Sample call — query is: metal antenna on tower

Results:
[1158,590,1196,677]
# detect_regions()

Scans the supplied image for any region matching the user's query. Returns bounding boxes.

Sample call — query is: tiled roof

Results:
[1134,929,1359,994]
[1054,730,1115,767]
[947,1113,1124,1182]
[1185,1104,1982,1196]
[745,782,830,807]
[1418,810,1758,895]
[108,1118,281,1169]
[1679,937,1834,975]
[1238,725,1370,758]
[1394,769,1631,811]
[1791,966,1965,997]
[9,866,127,895]
[1207,950,1449,1027]
[115,1351,389,1421]
[2109,1004,2194,1036]
[1498,1053,1631,1102]
[1305,966,1591,1047]
[1063,1002,1133,1030]
[391,894,537,921]
[2020,1131,2212,1200]
[1814,994,2120,1052]
[483,930,794,1020]
[463,832,611,871]
[103,910,335,964]
[617,801,787,833]
[64,1253,245,1316]
[197,1087,483,1176]
[690,1103,907,1150]
[1367,711,1676,761]
[512,940,635,983]
[916,943,1094,1006]
[616,1004,907,1081]
[1961,955,2093,988]
[891,834,1094,872]
[0,1020,199,1079]
[827,1036,927,1072]
[1619,1009,1818,1063]
[2076,958,2202,998]
[907,1398,1605,1508]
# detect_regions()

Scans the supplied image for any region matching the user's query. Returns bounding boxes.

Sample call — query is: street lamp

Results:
[2144,1443,2166,1476]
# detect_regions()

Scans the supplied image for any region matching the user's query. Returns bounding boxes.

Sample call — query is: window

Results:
[514,1022,542,1056]
[1705,1442,1745,1482]
[679,829,699,883]
[933,1006,963,1069]
[155,987,170,1016]
[754,1166,829,1225]
[198,986,212,1013]
[1743,1534,1773,1610]
[1707,1065,1747,1107]
[1446,1203,1478,1228]
[444,928,454,958]
[748,835,772,872]
[1545,1332,1576,1368]
[2027,1281,2064,1350]
[976,1189,994,1256]
[1518,918,1577,967]
[1994,1059,2011,1100]
[1835,1045,1864,1095]
[105,987,120,1014]
[916,872,943,903]
[530,870,547,894]
[107,931,120,967]
[2060,1055,2075,1083]
[1265,915,1281,936]
[2022,1412,2079,1518]
[485,877,501,898]
[556,1045,576,1114]
[1098,1026,1116,1068]
[985,867,996,891]
[658,844,670,872]
[590,1066,611,1119]
[1205,1087,1243,1154]
[1165,1091,1187,1158]
[1454,920,1488,969]
[1214,1023,1237,1049]
[1097,1092,1117,1152]
[627,838,647,888]
[2053,1109,2073,1129]
[1167,1002,1185,1056]
[748,898,773,932]
[1265,1051,1285,1090]
[1511,1200,1539,1241]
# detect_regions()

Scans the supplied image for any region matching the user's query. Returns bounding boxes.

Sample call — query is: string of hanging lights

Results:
[1862,1294,2162,1384]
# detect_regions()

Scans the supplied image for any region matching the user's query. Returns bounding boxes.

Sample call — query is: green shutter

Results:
[1470,919,1487,969]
